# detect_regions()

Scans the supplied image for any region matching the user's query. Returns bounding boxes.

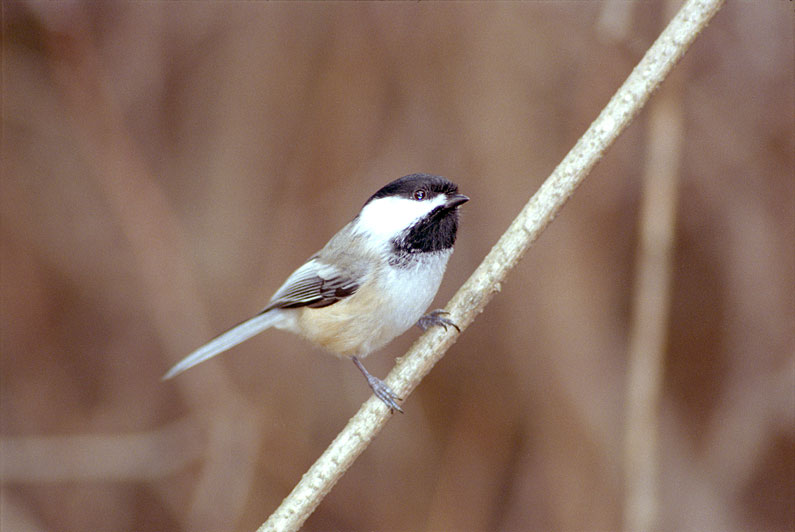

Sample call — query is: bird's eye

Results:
[413,189,426,200]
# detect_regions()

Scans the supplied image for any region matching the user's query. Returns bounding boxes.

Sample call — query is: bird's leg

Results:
[417,309,461,332]
[352,356,403,413]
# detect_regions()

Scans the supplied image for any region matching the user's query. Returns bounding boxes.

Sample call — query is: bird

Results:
[163,173,468,412]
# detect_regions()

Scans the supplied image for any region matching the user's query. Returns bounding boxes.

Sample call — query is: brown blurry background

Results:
[1,2,793,531]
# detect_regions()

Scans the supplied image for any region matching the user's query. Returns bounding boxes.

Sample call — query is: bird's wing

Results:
[164,258,362,380]
[263,257,361,311]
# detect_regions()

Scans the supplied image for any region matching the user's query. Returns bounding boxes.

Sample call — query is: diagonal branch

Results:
[259,1,725,530]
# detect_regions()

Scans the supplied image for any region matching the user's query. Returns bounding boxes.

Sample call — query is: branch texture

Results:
[260,1,725,530]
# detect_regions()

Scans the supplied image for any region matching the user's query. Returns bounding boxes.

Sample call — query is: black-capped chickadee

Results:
[163,173,468,412]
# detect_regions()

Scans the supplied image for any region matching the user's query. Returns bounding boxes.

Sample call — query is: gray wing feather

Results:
[162,252,363,380]
[264,258,361,311]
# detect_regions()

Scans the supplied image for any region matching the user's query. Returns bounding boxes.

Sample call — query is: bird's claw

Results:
[365,374,404,414]
[352,356,403,413]
[417,309,461,333]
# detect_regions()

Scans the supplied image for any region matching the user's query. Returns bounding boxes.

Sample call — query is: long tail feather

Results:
[162,311,280,380]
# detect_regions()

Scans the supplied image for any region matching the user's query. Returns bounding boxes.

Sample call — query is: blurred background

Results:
[2,2,792,531]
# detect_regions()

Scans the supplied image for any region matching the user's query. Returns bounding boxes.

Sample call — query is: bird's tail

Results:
[162,311,281,380]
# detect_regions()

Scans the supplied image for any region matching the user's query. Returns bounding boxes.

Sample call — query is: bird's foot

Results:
[417,309,461,333]
[352,357,403,413]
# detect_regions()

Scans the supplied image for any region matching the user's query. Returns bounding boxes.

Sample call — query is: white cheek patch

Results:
[354,195,446,240]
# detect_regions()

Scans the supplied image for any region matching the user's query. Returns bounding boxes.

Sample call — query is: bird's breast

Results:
[295,249,452,358]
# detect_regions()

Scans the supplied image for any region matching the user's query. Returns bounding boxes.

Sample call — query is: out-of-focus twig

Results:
[0,419,204,482]
[1,492,47,532]
[622,2,686,530]
[596,0,635,43]
[44,19,263,532]
[260,1,725,530]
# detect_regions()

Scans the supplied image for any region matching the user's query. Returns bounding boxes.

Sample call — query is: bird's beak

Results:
[445,194,470,209]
